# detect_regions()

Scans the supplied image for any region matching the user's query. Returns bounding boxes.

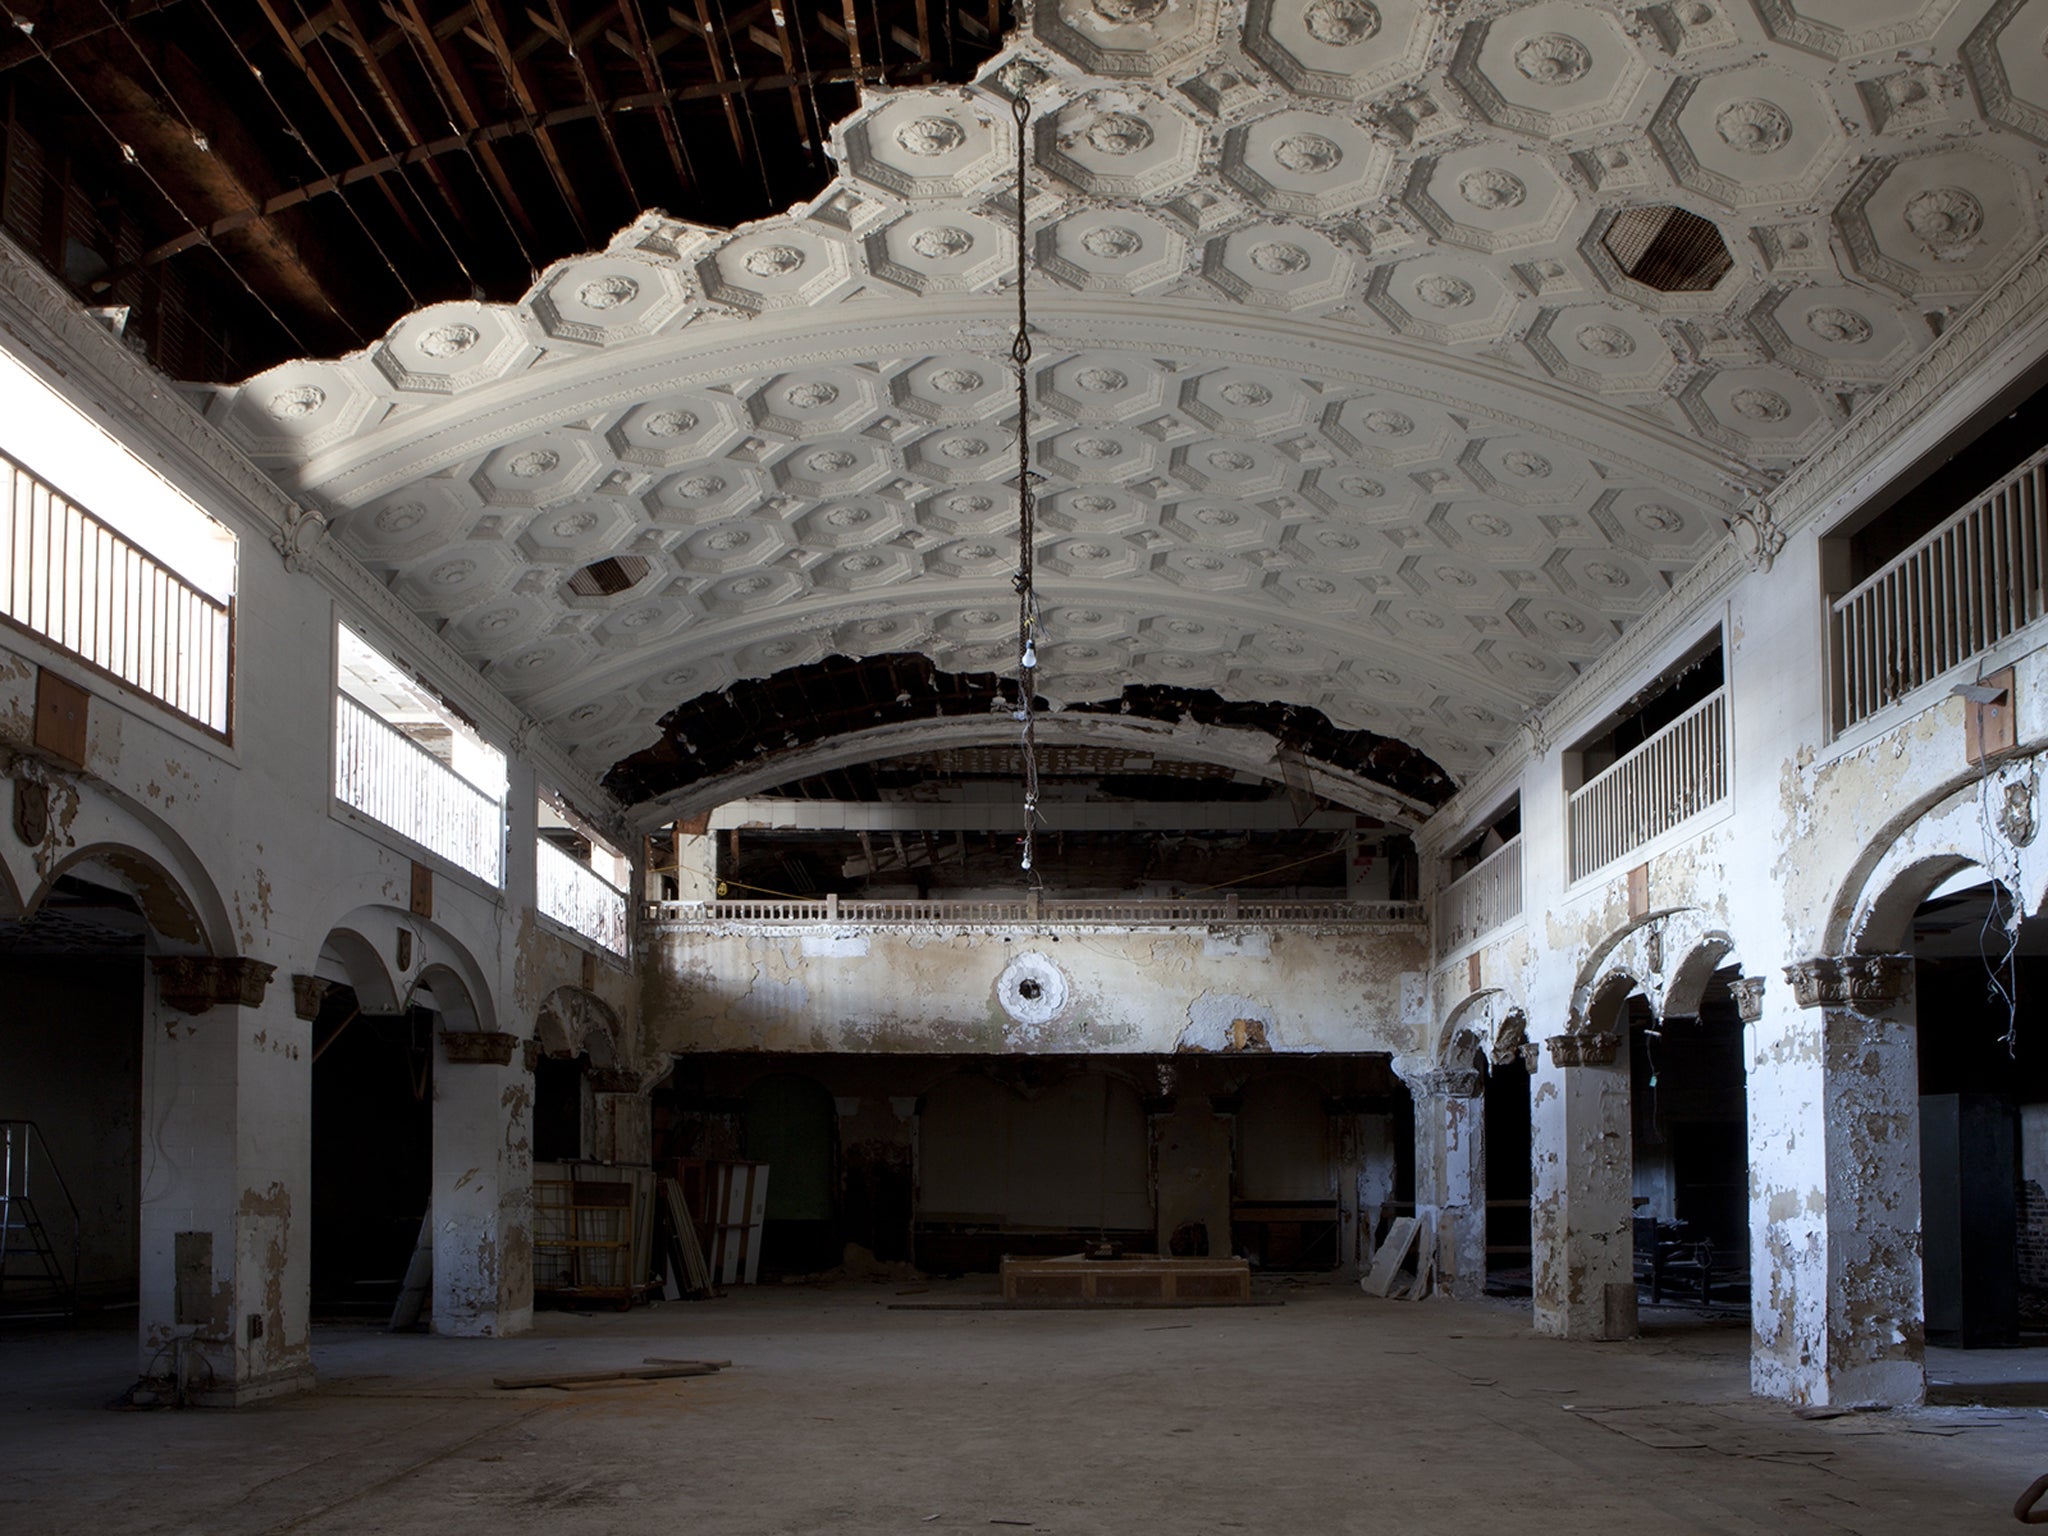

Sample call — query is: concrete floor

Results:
[6,1278,2048,1534]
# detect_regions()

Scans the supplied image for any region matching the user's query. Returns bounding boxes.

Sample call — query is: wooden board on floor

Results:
[999,1255,1250,1305]
[493,1362,726,1390]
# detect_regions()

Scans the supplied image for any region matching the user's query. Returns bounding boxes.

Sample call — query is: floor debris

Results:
[493,1362,728,1391]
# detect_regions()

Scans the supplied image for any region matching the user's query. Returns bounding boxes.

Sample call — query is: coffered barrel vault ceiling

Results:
[213,0,2048,806]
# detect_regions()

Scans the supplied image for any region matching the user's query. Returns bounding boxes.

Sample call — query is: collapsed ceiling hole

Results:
[567,555,653,598]
[603,652,1455,810]
[1601,206,1733,293]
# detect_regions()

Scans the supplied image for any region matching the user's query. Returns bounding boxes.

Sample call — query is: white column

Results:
[1532,1030,1636,1340]
[139,956,312,1404]
[675,831,719,901]
[1412,1069,1486,1296]
[1751,957,1922,1406]
[431,1032,534,1337]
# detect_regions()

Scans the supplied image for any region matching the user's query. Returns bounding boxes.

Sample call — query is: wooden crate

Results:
[999,1255,1252,1305]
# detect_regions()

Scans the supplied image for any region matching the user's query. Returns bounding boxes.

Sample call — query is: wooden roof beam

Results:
[251,0,437,256]
[467,0,595,244]
[384,0,541,246]
[318,0,489,247]
[537,0,644,211]
[669,0,748,163]
[609,0,695,192]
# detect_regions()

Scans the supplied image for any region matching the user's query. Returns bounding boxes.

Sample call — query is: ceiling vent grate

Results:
[1601,206,1733,292]
[567,555,652,597]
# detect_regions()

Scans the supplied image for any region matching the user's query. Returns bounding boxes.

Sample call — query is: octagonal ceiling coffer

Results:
[567,554,653,598]
[1600,205,1732,292]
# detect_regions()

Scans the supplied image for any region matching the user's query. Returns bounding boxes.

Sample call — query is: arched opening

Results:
[0,859,160,1320]
[1630,964,1750,1315]
[743,1073,839,1275]
[1898,869,2048,1355]
[1482,1037,1533,1297]
[307,931,434,1321]
[532,990,620,1164]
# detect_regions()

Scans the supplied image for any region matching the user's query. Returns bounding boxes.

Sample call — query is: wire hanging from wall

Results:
[1977,764,2027,1055]
[1008,85,1041,877]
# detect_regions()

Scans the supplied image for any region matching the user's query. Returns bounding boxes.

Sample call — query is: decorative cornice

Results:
[1724,501,1786,574]
[1547,1031,1622,1068]
[0,235,626,842]
[1783,954,1913,1010]
[152,956,277,1014]
[1732,975,1766,1024]
[290,974,332,1021]
[1414,1067,1484,1099]
[1490,1014,1537,1071]
[440,1030,521,1065]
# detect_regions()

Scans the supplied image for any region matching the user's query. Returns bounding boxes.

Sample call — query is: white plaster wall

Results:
[646,924,1428,1057]
[0,303,640,1390]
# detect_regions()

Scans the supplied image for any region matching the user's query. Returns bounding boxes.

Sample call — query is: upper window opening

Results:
[1448,800,1521,881]
[1602,206,1733,293]
[334,625,507,884]
[537,791,630,955]
[0,346,237,735]
[1564,633,1729,880]
[1572,639,1724,785]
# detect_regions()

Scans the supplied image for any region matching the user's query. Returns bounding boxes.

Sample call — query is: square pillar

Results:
[431,1031,534,1337]
[591,1069,653,1166]
[1532,1030,1636,1340]
[139,956,311,1405]
[1751,957,1922,1406]
[1412,1070,1485,1296]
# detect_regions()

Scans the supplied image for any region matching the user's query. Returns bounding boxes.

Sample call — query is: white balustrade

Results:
[1435,835,1523,954]
[1568,689,1728,882]
[646,896,1425,928]
[0,450,232,735]
[1830,446,2048,733]
[536,837,629,955]
[334,692,505,885]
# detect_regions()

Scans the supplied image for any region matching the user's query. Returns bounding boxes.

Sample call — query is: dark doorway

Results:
[0,875,148,1317]
[1630,975,1749,1310]
[309,999,432,1318]
[744,1074,839,1276]
[1483,1051,1532,1293]
[533,1053,591,1164]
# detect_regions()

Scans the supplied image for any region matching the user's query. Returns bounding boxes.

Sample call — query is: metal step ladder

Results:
[1,1122,80,1320]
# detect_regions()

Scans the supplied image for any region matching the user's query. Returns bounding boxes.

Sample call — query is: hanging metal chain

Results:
[1010,87,1041,876]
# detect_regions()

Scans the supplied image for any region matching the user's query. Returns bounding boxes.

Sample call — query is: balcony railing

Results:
[1435,835,1523,954]
[537,837,629,954]
[0,449,231,735]
[1568,689,1728,882]
[335,692,504,885]
[1830,446,2048,733]
[646,896,1425,927]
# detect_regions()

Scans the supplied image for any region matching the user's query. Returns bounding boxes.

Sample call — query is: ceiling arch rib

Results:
[609,653,1452,830]
[211,0,2048,802]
